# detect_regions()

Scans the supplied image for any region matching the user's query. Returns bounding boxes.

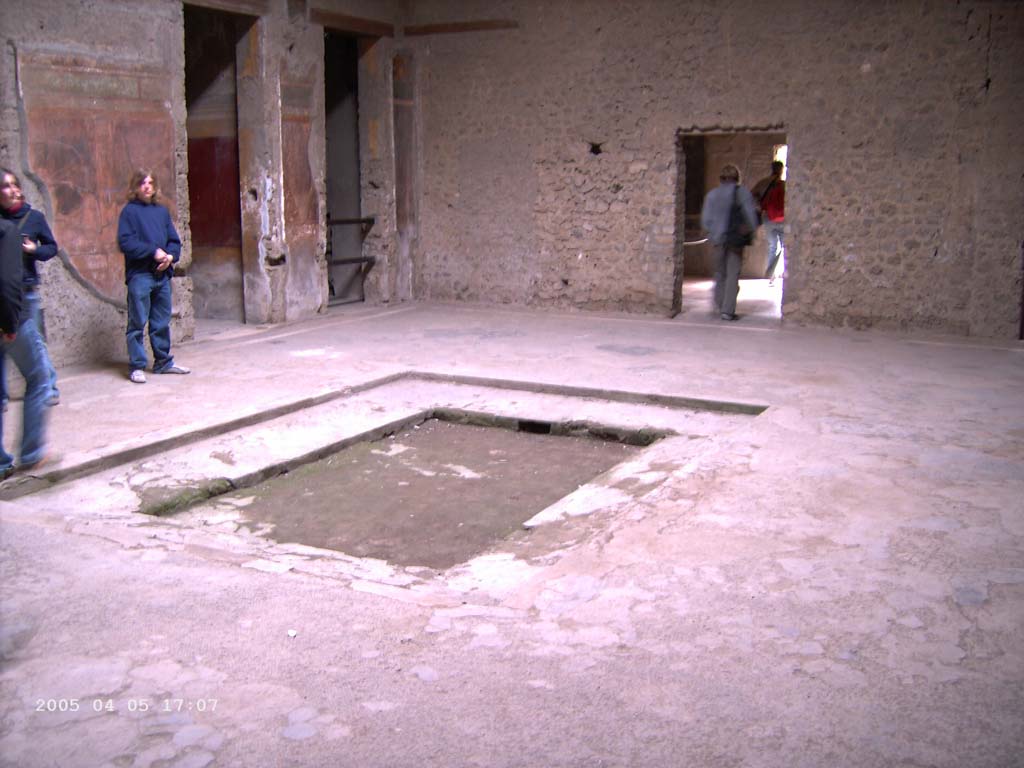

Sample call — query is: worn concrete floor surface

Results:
[1,303,1022,768]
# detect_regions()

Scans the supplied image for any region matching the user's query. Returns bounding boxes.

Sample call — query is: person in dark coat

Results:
[0,168,60,409]
[0,204,50,477]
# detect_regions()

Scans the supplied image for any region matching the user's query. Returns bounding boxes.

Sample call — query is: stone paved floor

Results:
[1,302,1022,768]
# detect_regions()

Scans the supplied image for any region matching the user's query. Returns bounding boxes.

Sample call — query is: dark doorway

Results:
[324,32,366,305]
[184,5,249,322]
[674,130,787,322]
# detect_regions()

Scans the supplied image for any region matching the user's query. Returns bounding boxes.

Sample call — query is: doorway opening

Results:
[325,31,372,306]
[184,5,252,322]
[673,130,788,323]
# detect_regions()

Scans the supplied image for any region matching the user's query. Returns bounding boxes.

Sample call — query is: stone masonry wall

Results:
[0,0,192,368]
[0,0,403,368]
[408,0,1024,337]
[311,0,404,306]
[3,0,1021,363]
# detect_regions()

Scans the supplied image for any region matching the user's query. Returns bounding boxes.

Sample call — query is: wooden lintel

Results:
[403,19,519,37]
[309,8,395,37]
[184,0,269,17]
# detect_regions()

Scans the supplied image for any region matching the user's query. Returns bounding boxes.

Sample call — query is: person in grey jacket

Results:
[700,164,759,321]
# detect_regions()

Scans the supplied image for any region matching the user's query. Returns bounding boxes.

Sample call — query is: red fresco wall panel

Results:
[188,137,241,248]
[283,116,317,249]
[17,52,177,300]
[281,115,320,312]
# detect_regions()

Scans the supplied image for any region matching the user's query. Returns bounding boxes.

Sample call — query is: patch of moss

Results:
[137,478,235,516]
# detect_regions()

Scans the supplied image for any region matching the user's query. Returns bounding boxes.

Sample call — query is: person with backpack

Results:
[0,210,50,478]
[751,160,786,285]
[700,164,759,321]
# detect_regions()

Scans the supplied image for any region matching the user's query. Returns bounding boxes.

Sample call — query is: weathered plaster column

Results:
[280,13,328,322]
[237,15,288,324]
[358,38,401,305]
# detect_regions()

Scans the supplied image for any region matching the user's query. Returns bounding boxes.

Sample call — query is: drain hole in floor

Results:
[518,419,552,434]
[220,418,643,570]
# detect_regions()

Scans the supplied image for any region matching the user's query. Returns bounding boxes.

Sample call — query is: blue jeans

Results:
[126,272,175,372]
[1,315,49,469]
[0,290,59,404]
[763,218,785,278]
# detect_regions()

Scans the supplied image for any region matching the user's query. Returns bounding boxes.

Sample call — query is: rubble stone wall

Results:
[2,0,1021,369]
[408,0,1024,337]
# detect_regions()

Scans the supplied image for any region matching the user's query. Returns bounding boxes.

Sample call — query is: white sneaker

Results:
[157,364,191,375]
[129,369,147,384]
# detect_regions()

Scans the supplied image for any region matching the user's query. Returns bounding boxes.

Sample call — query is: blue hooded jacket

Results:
[117,199,181,284]
[0,202,58,287]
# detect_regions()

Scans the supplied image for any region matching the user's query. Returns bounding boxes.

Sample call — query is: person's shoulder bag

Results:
[725,186,754,248]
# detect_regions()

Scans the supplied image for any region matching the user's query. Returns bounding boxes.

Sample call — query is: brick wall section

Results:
[408,0,1024,337]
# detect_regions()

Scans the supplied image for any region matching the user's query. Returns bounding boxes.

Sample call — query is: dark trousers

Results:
[713,243,744,316]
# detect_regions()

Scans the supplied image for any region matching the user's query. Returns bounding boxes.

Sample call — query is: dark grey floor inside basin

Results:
[232,418,641,569]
